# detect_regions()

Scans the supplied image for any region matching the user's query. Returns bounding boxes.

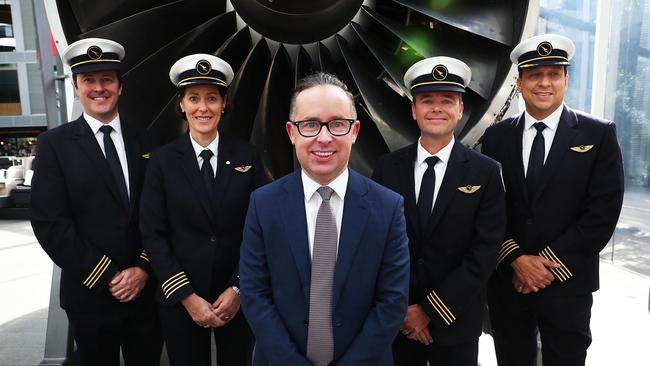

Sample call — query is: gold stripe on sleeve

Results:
[427,293,452,325]
[87,258,112,289]
[83,255,108,287]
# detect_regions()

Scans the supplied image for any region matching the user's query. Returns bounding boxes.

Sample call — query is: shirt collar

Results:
[302,168,349,202]
[416,136,455,167]
[524,103,564,131]
[189,132,219,159]
[84,112,122,137]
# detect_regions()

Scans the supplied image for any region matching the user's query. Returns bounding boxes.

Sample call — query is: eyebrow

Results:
[296,116,348,121]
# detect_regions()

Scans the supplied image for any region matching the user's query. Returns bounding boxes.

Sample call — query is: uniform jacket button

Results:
[210,236,217,243]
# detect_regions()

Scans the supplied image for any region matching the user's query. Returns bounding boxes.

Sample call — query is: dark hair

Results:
[289,72,357,120]
[72,71,122,87]
[413,91,464,104]
[175,84,229,119]
[518,65,568,78]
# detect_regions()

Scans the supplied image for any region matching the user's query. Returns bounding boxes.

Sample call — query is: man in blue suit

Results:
[240,72,410,366]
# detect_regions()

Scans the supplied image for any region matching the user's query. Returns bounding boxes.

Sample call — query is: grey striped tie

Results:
[306,186,337,366]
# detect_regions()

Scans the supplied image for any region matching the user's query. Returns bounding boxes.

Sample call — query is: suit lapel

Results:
[177,134,216,224]
[424,141,466,239]
[398,145,420,243]
[507,114,530,203]
[72,117,126,210]
[122,124,140,215]
[213,137,234,222]
[281,171,312,303]
[532,106,579,203]
[333,170,369,308]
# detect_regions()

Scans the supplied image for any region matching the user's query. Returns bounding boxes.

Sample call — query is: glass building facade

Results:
[538,0,650,277]
[0,0,47,154]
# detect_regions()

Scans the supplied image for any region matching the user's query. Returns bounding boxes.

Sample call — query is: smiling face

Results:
[411,91,463,146]
[286,84,360,186]
[517,65,569,120]
[74,70,122,123]
[179,84,226,144]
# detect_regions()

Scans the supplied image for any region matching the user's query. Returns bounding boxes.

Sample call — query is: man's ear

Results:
[350,120,361,144]
[71,76,79,94]
[286,121,296,144]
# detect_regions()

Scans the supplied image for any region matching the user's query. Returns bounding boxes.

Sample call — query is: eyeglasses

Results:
[290,119,355,137]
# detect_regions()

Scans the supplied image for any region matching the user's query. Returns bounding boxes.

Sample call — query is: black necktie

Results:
[99,125,129,208]
[417,156,440,228]
[199,149,215,201]
[526,122,547,195]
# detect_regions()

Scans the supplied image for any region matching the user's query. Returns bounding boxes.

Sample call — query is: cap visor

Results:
[72,63,121,74]
[520,59,570,69]
[412,84,466,95]
[178,79,228,88]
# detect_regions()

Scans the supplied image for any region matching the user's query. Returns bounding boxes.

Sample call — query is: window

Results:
[538,0,598,112]
[0,64,20,116]
[602,0,650,275]
[537,0,650,278]
[0,2,14,52]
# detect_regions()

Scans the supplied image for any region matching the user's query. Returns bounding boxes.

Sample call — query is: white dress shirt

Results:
[302,169,348,258]
[85,113,130,196]
[414,136,454,211]
[189,132,219,177]
[522,104,563,176]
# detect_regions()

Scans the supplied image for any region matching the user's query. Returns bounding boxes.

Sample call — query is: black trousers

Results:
[66,300,162,366]
[392,332,478,366]
[160,302,254,366]
[488,278,593,366]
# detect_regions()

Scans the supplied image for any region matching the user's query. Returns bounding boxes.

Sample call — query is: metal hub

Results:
[231,0,364,44]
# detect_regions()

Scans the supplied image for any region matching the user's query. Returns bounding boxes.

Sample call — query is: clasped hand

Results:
[181,287,240,328]
[400,304,433,345]
[511,254,561,294]
[109,267,148,303]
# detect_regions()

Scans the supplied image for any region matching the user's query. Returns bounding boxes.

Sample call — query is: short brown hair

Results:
[289,72,357,120]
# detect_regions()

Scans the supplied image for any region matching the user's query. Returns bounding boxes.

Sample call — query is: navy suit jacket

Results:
[372,140,506,345]
[482,106,624,296]
[140,133,267,305]
[240,169,410,366]
[30,116,154,312]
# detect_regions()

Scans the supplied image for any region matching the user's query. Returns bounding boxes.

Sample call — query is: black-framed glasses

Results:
[291,119,355,137]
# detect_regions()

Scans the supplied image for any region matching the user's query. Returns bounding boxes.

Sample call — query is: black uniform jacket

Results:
[372,140,506,345]
[481,106,625,296]
[30,116,153,311]
[139,133,268,305]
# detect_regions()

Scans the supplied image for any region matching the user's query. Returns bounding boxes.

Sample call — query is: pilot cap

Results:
[404,56,471,97]
[61,38,124,74]
[169,54,234,88]
[510,34,575,70]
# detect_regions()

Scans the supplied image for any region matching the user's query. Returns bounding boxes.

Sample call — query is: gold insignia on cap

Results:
[234,165,252,173]
[432,64,448,81]
[537,41,553,56]
[141,153,150,159]
[570,145,594,153]
[196,59,212,75]
[87,45,103,60]
[458,185,481,194]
